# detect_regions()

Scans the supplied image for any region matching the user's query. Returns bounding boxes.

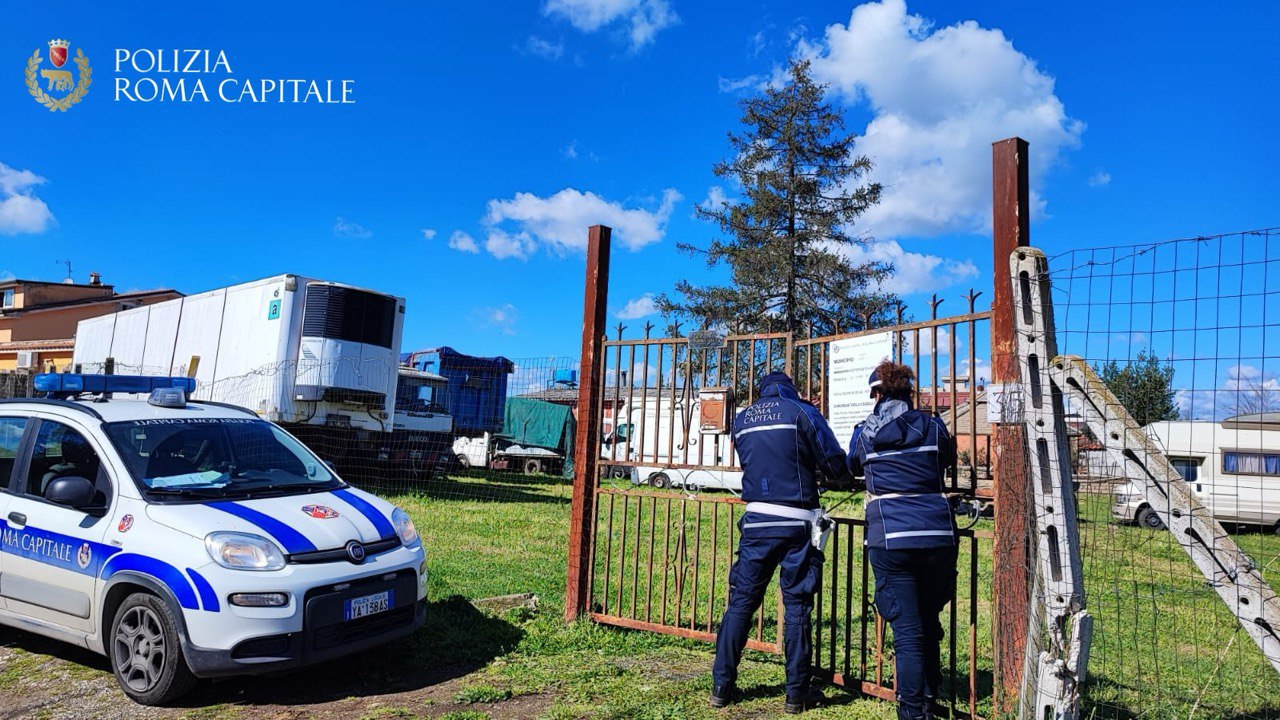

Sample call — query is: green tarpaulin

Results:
[497,397,576,477]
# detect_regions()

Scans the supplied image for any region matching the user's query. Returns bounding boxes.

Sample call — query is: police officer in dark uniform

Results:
[711,371,848,714]
[848,361,958,720]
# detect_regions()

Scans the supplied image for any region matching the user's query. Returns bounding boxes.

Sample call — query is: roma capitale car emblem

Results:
[302,504,339,519]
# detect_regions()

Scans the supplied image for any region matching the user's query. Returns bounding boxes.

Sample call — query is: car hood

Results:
[146,487,398,554]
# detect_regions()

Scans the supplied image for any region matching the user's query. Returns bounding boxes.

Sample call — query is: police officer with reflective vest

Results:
[848,361,958,720]
[711,371,848,714]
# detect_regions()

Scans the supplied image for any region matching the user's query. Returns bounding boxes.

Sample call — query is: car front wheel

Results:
[110,592,197,705]
[1136,507,1166,531]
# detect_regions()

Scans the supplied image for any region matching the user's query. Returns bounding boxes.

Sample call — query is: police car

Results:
[0,374,427,705]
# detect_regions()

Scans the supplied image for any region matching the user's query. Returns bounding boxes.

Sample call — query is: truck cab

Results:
[393,368,452,435]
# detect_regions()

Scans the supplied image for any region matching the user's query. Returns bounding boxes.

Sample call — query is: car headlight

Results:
[205,532,286,571]
[393,507,420,547]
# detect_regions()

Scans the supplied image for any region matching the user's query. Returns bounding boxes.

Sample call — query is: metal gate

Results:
[583,300,994,715]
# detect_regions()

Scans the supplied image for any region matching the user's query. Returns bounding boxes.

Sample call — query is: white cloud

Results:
[476,303,518,335]
[701,185,729,213]
[483,187,680,257]
[963,357,992,386]
[0,271,14,282]
[718,75,763,93]
[1088,170,1111,187]
[1173,364,1280,420]
[799,0,1083,238]
[0,162,55,235]
[543,0,678,50]
[448,230,480,254]
[1110,332,1148,346]
[902,326,950,357]
[484,229,537,260]
[1228,364,1263,382]
[333,217,372,239]
[420,228,437,240]
[840,239,979,296]
[524,35,565,60]
[617,293,658,319]
[563,140,579,159]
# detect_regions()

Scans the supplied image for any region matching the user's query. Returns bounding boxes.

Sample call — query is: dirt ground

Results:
[0,628,553,720]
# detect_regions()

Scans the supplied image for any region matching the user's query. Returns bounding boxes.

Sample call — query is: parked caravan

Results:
[1112,416,1280,532]
[600,388,743,492]
[72,275,404,434]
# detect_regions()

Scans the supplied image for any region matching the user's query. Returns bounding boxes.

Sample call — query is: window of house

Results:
[1,289,13,309]
[1222,451,1280,476]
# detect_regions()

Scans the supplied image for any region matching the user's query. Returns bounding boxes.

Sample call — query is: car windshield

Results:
[104,418,341,499]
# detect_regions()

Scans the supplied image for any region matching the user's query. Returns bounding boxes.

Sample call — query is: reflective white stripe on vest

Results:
[864,444,939,460]
[866,492,946,503]
[744,502,820,521]
[736,423,798,438]
[883,529,955,540]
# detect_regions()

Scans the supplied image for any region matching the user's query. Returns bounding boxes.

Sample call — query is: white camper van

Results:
[601,388,743,492]
[72,275,404,433]
[1112,417,1280,532]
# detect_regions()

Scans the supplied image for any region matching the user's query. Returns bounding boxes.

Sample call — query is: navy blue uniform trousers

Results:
[713,527,823,700]
[869,545,958,720]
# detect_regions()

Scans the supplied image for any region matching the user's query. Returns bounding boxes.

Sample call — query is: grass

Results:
[386,472,898,719]
[376,471,1280,720]
[453,685,513,704]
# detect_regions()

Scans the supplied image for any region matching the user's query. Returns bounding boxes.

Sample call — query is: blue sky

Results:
[2,0,1277,399]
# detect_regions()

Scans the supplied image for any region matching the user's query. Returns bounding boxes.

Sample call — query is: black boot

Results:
[709,684,736,708]
[784,688,824,714]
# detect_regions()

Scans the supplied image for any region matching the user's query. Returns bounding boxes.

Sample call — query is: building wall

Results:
[20,283,112,309]
[0,351,73,373]
[0,291,181,372]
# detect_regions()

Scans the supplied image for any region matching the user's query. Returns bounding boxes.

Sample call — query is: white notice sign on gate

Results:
[826,332,894,452]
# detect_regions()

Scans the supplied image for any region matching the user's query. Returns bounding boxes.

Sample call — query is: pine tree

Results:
[1096,350,1181,425]
[658,60,897,338]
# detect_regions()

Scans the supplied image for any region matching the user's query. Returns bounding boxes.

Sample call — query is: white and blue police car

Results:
[0,374,427,704]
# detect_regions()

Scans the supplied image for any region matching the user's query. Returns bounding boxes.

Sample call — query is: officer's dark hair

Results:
[872,361,914,400]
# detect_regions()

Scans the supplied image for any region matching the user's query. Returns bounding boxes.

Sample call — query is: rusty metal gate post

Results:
[566,225,611,622]
[990,137,1032,711]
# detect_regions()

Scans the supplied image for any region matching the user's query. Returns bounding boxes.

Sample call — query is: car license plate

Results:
[343,590,393,621]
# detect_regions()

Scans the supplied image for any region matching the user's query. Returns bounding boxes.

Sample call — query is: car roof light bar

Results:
[34,373,197,398]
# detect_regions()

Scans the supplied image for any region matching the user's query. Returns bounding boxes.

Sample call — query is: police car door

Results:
[0,415,33,612]
[0,417,115,633]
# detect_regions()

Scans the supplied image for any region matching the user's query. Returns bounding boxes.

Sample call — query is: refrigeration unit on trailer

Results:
[72,275,405,433]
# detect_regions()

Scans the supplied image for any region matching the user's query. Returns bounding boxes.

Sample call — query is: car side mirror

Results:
[45,476,96,510]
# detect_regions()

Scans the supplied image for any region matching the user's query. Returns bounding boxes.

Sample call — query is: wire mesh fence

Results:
[0,370,35,399]
[5,354,583,506]
[1044,228,1280,719]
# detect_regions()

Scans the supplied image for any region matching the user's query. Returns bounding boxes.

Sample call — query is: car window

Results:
[26,420,109,506]
[0,417,26,491]
[104,418,339,498]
